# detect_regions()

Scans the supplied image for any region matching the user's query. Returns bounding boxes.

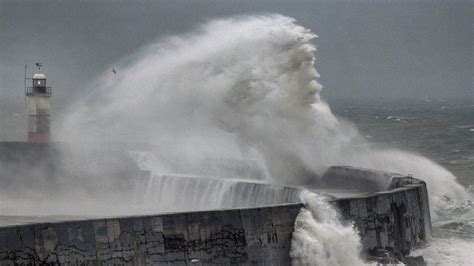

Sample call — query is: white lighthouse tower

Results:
[26,63,52,143]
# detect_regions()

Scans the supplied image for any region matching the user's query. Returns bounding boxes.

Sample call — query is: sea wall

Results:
[0,204,301,265]
[0,144,431,264]
[333,177,432,258]
[0,175,431,264]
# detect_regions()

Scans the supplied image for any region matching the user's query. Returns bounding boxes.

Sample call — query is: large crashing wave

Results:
[290,191,367,266]
[55,14,473,264]
[57,14,468,220]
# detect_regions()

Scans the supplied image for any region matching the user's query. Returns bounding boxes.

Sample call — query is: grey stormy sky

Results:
[0,0,473,140]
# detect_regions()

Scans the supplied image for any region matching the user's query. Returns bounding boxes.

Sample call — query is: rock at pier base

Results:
[366,248,426,266]
[402,255,427,266]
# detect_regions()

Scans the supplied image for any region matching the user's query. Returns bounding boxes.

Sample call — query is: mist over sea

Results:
[330,98,474,187]
[330,97,474,265]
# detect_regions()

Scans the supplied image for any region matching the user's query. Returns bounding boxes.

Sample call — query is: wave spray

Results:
[290,191,367,265]
[57,14,471,262]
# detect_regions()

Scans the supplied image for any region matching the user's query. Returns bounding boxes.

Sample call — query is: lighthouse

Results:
[26,63,52,143]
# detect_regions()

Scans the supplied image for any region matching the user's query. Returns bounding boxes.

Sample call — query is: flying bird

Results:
[112,68,117,74]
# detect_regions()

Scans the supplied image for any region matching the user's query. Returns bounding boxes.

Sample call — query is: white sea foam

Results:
[412,238,474,266]
[453,125,474,129]
[290,191,368,266]
[413,187,474,265]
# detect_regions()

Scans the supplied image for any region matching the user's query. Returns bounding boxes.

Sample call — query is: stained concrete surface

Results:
[0,176,430,264]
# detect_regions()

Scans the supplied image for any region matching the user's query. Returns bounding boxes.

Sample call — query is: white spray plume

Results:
[56,14,468,218]
[290,191,368,266]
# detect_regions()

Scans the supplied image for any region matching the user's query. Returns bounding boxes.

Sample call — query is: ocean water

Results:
[330,98,474,187]
[330,98,474,265]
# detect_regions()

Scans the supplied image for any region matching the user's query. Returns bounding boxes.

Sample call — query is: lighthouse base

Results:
[27,132,49,143]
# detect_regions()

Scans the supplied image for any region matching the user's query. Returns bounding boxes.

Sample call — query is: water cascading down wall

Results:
[0,143,431,264]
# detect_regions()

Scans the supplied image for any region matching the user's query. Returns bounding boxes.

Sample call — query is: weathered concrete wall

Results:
[333,177,431,258]
[0,176,431,265]
[0,204,301,265]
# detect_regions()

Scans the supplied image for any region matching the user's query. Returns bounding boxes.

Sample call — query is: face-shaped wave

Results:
[56,14,469,220]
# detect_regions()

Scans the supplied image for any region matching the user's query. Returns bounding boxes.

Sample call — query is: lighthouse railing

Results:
[26,86,52,96]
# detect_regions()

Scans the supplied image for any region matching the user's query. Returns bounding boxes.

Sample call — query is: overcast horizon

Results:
[1,0,472,140]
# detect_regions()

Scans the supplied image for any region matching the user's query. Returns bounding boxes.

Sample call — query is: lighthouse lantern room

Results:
[26,63,52,143]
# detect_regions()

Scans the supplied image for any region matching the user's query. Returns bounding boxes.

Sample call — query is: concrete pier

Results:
[334,177,431,258]
[0,175,430,264]
[0,143,431,264]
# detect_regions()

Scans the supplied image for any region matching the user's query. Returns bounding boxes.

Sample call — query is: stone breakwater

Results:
[334,176,431,263]
[0,175,431,264]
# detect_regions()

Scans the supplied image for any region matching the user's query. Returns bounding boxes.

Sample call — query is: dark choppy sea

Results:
[330,98,473,265]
